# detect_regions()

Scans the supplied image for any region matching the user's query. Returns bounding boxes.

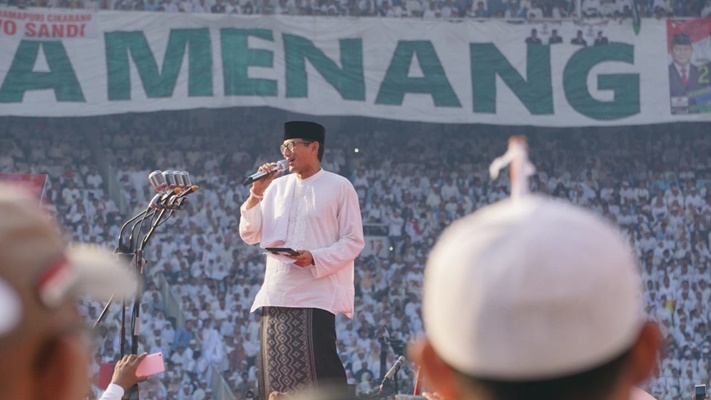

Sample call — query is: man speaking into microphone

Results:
[239,121,365,399]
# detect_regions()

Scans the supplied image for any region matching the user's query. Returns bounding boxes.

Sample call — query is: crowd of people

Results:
[0,111,710,400]
[1,0,709,20]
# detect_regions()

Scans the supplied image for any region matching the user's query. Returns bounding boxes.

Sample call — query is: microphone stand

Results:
[379,339,406,399]
[121,207,155,359]
[129,209,168,355]
[379,357,403,398]
[140,209,168,251]
[92,209,148,330]
[91,185,192,400]
[394,367,399,397]
[117,210,149,251]
[378,335,388,383]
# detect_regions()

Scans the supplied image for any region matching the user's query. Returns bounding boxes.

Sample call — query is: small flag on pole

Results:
[632,0,642,35]
[489,136,536,200]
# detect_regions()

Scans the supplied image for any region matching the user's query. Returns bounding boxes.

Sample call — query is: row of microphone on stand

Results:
[146,159,287,209]
[147,170,199,209]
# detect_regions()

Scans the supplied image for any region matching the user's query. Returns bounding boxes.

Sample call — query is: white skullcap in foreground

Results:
[0,183,136,338]
[423,196,644,380]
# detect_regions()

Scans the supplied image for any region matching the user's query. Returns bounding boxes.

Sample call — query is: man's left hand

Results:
[290,250,314,267]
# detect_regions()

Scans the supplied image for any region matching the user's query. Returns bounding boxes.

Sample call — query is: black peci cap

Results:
[283,121,325,143]
[672,33,692,46]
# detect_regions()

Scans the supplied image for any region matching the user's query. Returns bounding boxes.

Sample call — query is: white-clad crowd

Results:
[0,112,709,400]
[4,0,708,20]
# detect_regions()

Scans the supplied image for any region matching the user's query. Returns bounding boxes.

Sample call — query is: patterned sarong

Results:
[258,307,346,400]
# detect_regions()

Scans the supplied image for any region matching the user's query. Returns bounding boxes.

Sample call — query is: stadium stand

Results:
[1,110,710,400]
[0,0,707,19]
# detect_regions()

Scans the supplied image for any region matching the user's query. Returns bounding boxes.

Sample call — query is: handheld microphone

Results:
[163,170,178,189]
[148,168,197,209]
[379,355,406,393]
[243,160,288,186]
[180,171,192,186]
[148,170,168,192]
[152,185,198,209]
[149,171,172,209]
[174,172,186,188]
[383,356,406,381]
[149,192,165,208]
[169,185,199,207]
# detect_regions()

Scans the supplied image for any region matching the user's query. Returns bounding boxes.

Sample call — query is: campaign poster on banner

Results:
[667,19,711,114]
[0,173,48,202]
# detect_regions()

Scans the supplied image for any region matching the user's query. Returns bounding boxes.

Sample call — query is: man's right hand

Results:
[111,353,149,390]
[251,162,281,197]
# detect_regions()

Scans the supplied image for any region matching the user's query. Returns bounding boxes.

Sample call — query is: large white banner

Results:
[0,10,708,126]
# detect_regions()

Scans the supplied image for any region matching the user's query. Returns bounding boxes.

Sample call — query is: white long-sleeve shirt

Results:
[98,384,124,400]
[239,169,364,318]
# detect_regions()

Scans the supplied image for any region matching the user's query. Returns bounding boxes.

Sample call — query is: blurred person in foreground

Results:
[0,182,137,400]
[240,121,365,399]
[409,140,662,400]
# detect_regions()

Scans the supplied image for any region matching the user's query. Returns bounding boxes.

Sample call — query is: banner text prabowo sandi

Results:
[0,11,708,126]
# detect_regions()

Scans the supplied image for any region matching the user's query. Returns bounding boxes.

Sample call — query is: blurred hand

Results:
[251,163,280,196]
[422,392,444,400]
[111,353,149,390]
[289,250,314,267]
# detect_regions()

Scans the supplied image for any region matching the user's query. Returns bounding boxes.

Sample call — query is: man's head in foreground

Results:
[410,196,661,400]
[0,183,135,400]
